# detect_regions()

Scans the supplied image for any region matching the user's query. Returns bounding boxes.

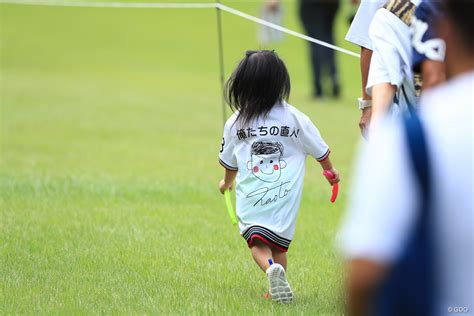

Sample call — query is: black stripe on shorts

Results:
[242,225,291,251]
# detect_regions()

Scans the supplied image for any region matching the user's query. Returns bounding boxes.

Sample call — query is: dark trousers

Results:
[299,0,340,97]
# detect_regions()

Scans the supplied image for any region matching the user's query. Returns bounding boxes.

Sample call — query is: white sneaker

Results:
[266,263,293,304]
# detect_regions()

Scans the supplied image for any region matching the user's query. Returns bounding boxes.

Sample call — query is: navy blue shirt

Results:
[411,0,445,72]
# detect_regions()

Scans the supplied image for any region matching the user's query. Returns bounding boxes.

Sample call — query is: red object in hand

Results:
[323,170,339,203]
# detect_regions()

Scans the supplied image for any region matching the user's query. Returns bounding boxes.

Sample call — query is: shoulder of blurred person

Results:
[367,7,414,87]
[411,0,447,91]
[345,0,386,50]
[412,0,445,69]
[366,4,419,116]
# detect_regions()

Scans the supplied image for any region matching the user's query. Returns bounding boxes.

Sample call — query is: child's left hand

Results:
[324,168,340,186]
[219,179,233,194]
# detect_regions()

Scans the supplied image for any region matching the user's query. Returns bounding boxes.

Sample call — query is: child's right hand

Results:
[219,179,233,194]
[323,168,340,186]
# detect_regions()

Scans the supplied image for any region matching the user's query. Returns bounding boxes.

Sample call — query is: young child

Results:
[218,50,339,304]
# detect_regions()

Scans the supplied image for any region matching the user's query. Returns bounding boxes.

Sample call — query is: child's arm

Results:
[219,168,237,194]
[319,157,340,186]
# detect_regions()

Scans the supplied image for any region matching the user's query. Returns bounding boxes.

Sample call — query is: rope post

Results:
[215,0,227,126]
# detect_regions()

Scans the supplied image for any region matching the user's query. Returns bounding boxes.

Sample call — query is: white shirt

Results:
[367,7,419,115]
[345,0,386,50]
[339,71,474,315]
[219,102,329,240]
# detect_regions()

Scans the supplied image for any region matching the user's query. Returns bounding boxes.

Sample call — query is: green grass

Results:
[1,0,362,314]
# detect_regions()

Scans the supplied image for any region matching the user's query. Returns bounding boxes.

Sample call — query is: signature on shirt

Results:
[246,181,291,206]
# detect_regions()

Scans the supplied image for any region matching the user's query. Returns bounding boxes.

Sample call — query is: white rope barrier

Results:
[0,0,216,8]
[0,0,360,58]
[216,3,360,58]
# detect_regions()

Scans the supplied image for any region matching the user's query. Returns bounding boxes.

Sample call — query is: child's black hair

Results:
[224,50,291,126]
[251,141,284,157]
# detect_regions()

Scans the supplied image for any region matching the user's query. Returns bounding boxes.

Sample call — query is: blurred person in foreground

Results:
[338,0,473,315]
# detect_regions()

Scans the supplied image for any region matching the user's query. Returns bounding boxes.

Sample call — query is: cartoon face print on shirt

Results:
[247,141,287,183]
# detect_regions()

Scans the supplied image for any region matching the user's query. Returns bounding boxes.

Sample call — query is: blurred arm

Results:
[340,120,419,316]
[347,259,388,316]
[421,60,446,92]
[340,122,419,315]
[361,47,373,101]
[371,83,396,125]
[359,47,373,137]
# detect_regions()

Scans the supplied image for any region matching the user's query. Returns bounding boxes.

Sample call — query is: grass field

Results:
[1,0,362,314]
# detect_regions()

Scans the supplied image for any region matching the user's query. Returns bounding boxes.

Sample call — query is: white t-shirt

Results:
[366,7,419,115]
[219,101,329,240]
[345,0,386,50]
[339,71,474,315]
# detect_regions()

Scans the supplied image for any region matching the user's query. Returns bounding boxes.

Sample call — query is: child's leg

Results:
[250,239,273,272]
[267,248,293,303]
[272,249,287,271]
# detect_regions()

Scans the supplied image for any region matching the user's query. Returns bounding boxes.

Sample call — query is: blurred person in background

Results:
[348,0,446,139]
[259,0,284,44]
[265,0,341,99]
[363,0,422,133]
[338,0,473,314]
[344,0,386,137]
[298,0,340,99]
